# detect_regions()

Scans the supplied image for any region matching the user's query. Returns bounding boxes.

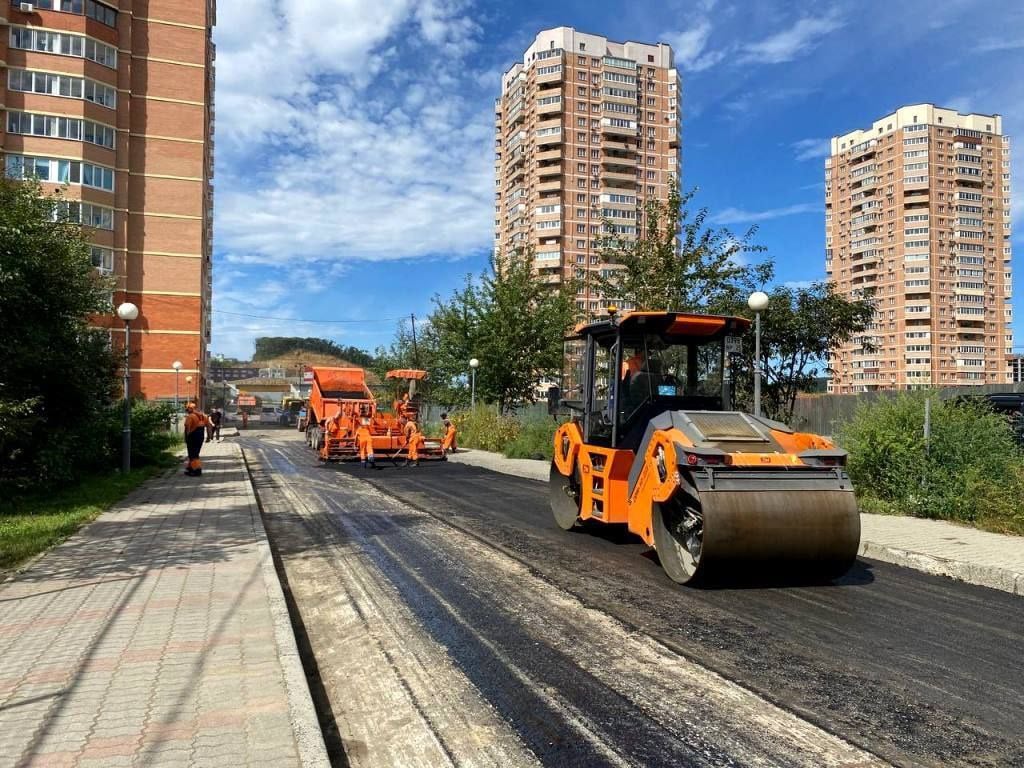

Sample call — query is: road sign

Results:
[725,336,743,354]
[237,395,257,406]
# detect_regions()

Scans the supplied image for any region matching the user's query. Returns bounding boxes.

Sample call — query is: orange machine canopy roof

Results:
[385,369,429,381]
[570,311,750,341]
[314,367,369,391]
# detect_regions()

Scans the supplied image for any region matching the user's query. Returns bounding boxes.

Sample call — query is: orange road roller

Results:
[549,310,860,584]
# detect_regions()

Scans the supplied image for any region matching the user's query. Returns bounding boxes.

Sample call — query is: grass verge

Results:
[0,460,171,572]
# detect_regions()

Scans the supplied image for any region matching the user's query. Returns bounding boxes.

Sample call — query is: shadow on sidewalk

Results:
[1,450,279,761]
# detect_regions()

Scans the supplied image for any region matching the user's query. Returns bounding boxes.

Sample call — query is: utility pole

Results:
[410,313,420,368]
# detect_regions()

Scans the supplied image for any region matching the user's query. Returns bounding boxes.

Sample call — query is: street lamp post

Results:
[172,360,182,433]
[116,302,139,473]
[469,358,479,408]
[747,291,770,418]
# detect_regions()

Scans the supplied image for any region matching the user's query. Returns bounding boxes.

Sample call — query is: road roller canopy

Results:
[385,369,429,381]
[569,311,750,448]
[570,311,750,342]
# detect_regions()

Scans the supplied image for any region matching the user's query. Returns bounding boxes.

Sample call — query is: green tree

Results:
[593,183,772,312]
[382,251,578,412]
[0,178,118,488]
[724,282,875,423]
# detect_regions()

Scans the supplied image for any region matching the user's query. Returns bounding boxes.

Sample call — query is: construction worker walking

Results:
[183,402,212,476]
[355,419,375,468]
[440,413,457,454]
[402,417,422,467]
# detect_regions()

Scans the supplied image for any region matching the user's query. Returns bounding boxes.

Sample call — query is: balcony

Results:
[600,117,637,136]
[850,139,877,158]
[601,137,635,152]
[536,66,564,85]
[603,169,637,185]
[536,162,562,178]
[537,97,562,116]
[537,178,562,193]
[954,308,986,321]
[602,153,637,168]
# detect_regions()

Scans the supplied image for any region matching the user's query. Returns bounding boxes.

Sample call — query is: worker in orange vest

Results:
[355,419,375,468]
[402,417,422,467]
[183,402,212,476]
[440,413,457,454]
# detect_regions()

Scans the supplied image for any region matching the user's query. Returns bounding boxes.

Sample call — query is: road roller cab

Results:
[549,310,860,584]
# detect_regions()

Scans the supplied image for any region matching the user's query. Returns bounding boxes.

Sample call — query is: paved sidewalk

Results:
[0,442,328,768]
[449,448,1024,595]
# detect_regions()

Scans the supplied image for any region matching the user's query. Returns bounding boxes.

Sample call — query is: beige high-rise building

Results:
[825,104,1013,393]
[1,0,215,401]
[494,27,681,316]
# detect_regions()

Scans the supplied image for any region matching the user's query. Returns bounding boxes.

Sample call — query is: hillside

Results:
[261,350,381,385]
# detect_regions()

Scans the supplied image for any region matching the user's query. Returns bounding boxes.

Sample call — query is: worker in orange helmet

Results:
[355,418,375,468]
[440,413,457,454]
[183,402,212,476]
[402,417,422,467]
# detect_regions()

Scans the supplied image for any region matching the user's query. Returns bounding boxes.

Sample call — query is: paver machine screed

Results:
[549,310,860,584]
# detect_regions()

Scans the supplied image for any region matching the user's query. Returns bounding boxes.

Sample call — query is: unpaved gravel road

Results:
[243,432,1024,768]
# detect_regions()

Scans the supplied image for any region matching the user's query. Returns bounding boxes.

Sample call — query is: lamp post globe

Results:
[469,358,479,408]
[747,291,770,418]
[115,302,138,473]
[116,302,139,322]
[747,291,769,312]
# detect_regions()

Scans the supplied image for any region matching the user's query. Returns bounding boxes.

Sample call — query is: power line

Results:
[212,309,400,324]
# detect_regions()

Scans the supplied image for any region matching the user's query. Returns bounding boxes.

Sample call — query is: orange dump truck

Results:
[305,366,444,462]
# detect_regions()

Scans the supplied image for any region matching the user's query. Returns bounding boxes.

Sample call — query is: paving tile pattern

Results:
[0,443,301,768]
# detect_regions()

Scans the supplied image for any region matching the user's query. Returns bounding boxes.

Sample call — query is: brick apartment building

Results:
[826,104,1013,393]
[1,0,215,400]
[494,27,681,317]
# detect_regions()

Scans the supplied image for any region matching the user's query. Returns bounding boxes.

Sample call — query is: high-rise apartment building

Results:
[825,105,1013,392]
[494,27,681,317]
[1,0,215,401]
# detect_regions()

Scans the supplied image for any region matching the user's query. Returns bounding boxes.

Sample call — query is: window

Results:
[9,67,115,108]
[85,0,117,25]
[5,154,114,191]
[13,0,82,12]
[603,71,636,85]
[90,246,113,274]
[7,111,115,149]
[9,25,117,68]
[602,86,636,99]
[536,64,562,76]
[50,200,114,230]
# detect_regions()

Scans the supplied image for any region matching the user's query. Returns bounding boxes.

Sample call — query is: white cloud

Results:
[978,38,1024,53]
[710,202,819,225]
[791,137,831,161]
[739,10,844,65]
[212,0,493,267]
[667,21,726,72]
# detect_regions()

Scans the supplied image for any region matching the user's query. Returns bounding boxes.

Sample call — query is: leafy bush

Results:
[504,418,557,461]
[106,401,177,468]
[839,392,1024,534]
[451,406,522,454]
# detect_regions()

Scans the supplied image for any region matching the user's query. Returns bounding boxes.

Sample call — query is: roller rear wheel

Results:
[549,461,581,531]
[652,494,704,585]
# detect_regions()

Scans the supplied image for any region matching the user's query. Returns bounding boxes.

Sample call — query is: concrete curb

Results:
[236,444,331,768]
[449,448,1024,597]
[858,540,1024,596]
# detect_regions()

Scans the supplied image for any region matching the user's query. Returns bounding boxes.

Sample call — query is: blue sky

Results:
[209,0,1024,360]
